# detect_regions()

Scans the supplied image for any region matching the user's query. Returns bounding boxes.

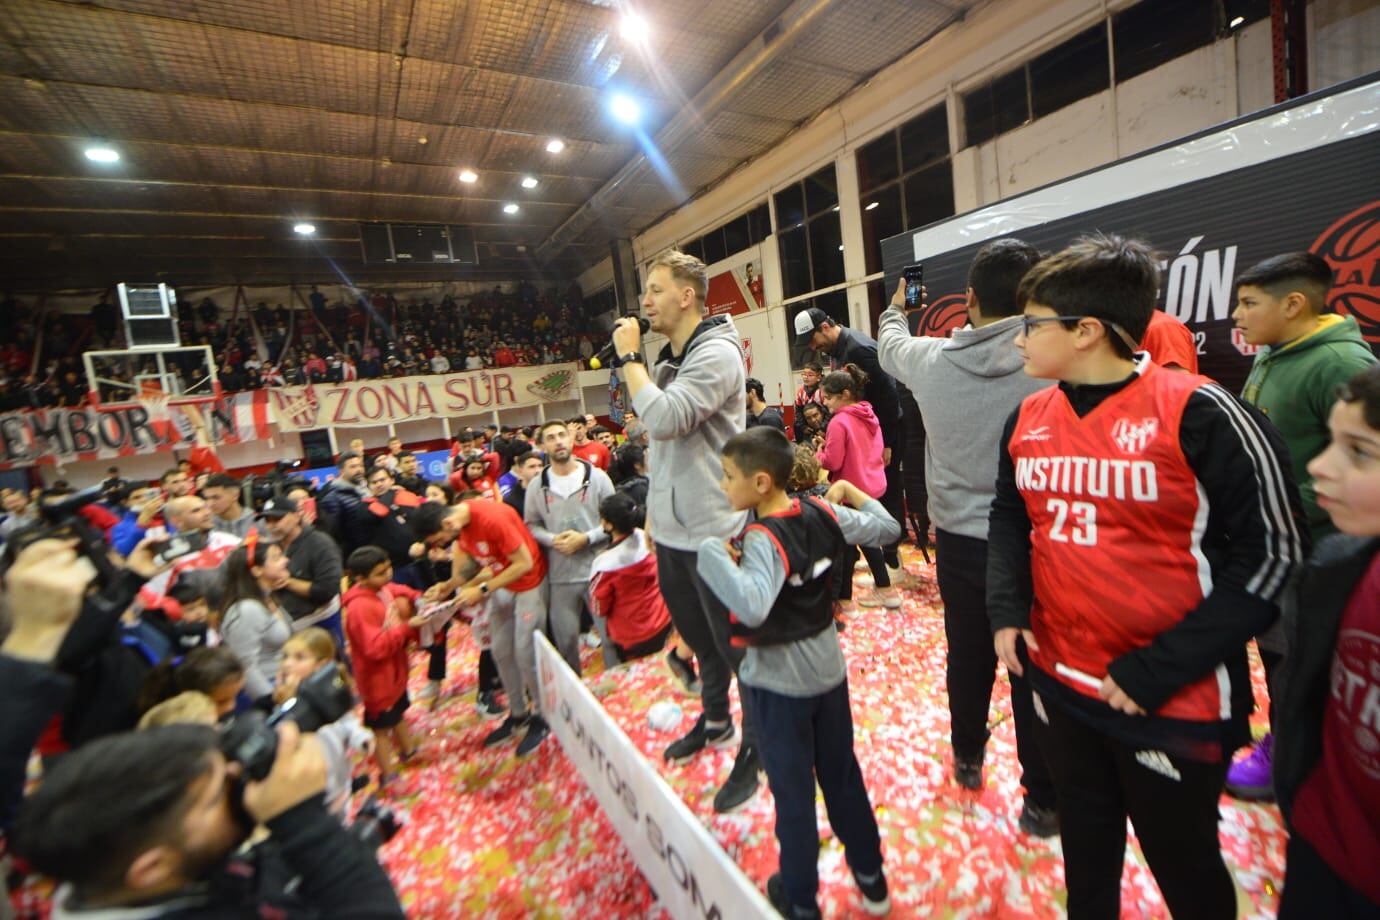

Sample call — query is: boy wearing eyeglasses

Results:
[987,233,1306,919]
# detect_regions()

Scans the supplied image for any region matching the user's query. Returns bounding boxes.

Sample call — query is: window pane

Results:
[856,131,899,194]
[962,67,1028,147]
[748,202,772,244]
[903,161,956,231]
[1030,24,1109,119]
[774,183,806,228]
[860,182,903,275]
[723,214,750,255]
[804,164,839,217]
[778,224,812,299]
[899,104,949,174]
[1113,0,1215,83]
[702,227,727,266]
[680,237,703,262]
[808,212,845,290]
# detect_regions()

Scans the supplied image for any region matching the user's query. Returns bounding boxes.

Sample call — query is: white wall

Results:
[597,0,1380,404]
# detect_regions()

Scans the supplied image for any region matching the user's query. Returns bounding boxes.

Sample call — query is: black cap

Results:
[256,496,300,519]
[793,307,830,346]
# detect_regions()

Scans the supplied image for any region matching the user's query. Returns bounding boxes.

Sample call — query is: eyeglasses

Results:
[1020,315,1140,355]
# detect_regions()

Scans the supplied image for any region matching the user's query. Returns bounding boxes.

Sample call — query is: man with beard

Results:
[524,421,616,672]
[315,451,370,552]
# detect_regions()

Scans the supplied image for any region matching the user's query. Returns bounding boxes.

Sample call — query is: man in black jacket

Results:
[362,466,423,568]
[260,498,345,648]
[795,307,906,571]
[1,540,402,917]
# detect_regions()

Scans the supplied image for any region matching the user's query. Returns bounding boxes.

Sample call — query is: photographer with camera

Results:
[2,540,405,917]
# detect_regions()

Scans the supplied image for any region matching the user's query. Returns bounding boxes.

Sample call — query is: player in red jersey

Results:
[987,234,1306,919]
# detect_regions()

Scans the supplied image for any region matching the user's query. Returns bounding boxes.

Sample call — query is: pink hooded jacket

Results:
[816,401,886,499]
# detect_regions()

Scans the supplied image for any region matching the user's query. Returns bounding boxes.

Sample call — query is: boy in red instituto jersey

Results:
[987,234,1306,919]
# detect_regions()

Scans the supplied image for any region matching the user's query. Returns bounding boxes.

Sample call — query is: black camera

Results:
[219,662,356,781]
[350,794,402,850]
[2,485,121,584]
[248,461,308,509]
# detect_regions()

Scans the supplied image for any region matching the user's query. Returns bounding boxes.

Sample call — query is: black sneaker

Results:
[476,690,506,721]
[483,713,529,748]
[665,650,702,695]
[1017,800,1059,838]
[712,743,762,813]
[663,714,736,764]
[515,715,550,757]
[851,866,891,916]
[766,873,822,919]
[954,756,983,791]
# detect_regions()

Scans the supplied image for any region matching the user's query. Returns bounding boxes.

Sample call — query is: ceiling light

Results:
[458,169,478,183]
[1229,15,1245,27]
[418,136,428,145]
[503,203,520,215]
[837,245,844,251]
[521,176,539,189]
[865,201,879,211]
[610,93,641,125]
[517,245,527,253]
[546,138,565,154]
[294,223,316,235]
[620,13,650,44]
[84,145,119,163]
[833,205,840,212]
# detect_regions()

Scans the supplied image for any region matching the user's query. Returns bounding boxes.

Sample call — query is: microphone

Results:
[588,317,650,370]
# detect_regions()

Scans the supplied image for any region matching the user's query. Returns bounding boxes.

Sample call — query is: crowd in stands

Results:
[0,282,606,410]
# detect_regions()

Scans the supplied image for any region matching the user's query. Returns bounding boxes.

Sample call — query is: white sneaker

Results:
[581,632,603,649]
[886,564,904,583]
[859,588,902,609]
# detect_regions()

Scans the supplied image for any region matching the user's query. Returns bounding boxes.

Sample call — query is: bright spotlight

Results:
[85,146,120,163]
[865,201,879,211]
[1229,15,1245,27]
[521,176,539,189]
[294,223,316,235]
[503,203,520,215]
[610,93,642,125]
[458,169,478,183]
[546,138,565,154]
[620,13,650,44]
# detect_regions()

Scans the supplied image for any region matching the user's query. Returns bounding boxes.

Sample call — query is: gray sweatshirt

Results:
[221,598,292,700]
[877,306,1053,540]
[523,460,614,583]
[696,498,900,697]
[633,316,748,550]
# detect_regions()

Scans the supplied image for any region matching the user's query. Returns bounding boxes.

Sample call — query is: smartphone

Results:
[150,535,196,567]
[902,264,924,309]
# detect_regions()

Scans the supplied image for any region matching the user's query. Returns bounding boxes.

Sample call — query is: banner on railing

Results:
[535,633,773,920]
[267,363,581,431]
[0,391,271,469]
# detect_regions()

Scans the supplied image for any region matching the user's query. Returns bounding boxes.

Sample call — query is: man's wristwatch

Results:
[615,351,645,367]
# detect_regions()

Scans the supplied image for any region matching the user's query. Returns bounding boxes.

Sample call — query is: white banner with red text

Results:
[266,363,582,431]
[0,391,272,469]
[535,633,773,920]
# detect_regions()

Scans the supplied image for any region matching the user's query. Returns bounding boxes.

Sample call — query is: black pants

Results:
[881,457,904,568]
[935,529,1054,807]
[615,623,673,663]
[1279,834,1380,919]
[742,680,883,911]
[1260,647,1283,734]
[1035,698,1235,920]
[655,544,753,744]
[838,543,889,600]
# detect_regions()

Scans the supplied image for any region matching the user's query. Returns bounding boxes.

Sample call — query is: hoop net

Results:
[137,382,177,441]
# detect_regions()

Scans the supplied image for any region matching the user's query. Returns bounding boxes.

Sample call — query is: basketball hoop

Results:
[137,382,176,442]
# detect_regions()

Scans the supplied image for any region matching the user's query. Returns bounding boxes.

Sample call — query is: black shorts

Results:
[364,692,409,729]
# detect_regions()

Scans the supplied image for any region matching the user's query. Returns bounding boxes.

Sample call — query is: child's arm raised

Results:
[695,532,785,629]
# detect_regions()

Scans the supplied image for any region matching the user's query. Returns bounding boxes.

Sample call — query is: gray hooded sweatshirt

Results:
[877,305,1053,540]
[523,459,615,583]
[633,316,748,550]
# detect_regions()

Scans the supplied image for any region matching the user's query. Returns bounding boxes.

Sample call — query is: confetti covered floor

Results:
[376,545,1287,919]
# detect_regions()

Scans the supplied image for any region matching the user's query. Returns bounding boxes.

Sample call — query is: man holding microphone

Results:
[610,250,761,813]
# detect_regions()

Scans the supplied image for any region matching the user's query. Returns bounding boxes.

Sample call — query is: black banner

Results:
[882,131,1380,393]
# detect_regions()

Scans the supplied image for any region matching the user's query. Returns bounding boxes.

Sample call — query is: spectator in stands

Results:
[203,473,255,539]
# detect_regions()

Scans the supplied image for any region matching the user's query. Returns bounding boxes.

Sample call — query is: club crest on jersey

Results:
[1020,425,1052,442]
[1111,417,1159,455]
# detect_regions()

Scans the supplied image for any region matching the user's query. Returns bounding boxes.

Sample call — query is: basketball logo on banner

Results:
[914,293,969,338]
[1312,199,1380,344]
